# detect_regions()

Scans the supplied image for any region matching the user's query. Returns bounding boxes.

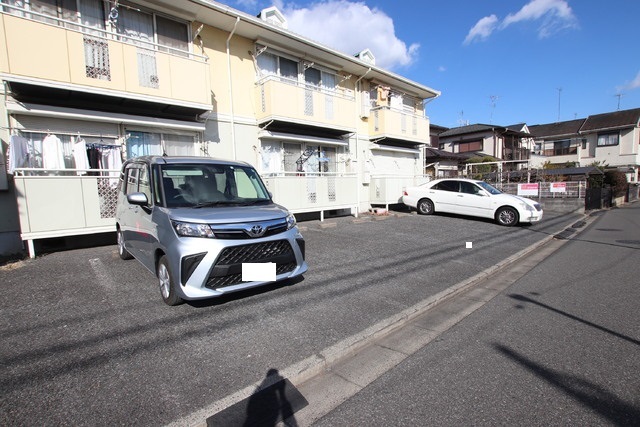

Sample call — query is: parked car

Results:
[115,156,307,305]
[402,178,543,226]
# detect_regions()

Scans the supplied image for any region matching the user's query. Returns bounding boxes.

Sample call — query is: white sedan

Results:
[402,178,543,226]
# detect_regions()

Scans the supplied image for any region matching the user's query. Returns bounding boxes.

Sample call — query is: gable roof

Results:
[439,123,531,139]
[580,107,640,132]
[528,118,586,139]
[439,124,495,137]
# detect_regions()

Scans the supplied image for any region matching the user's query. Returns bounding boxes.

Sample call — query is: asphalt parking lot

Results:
[0,209,585,426]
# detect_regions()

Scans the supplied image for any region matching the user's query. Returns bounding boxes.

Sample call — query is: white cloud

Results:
[438,66,447,72]
[279,1,419,70]
[463,14,499,45]
[464,0,578,44]
[501,0,578,38]
[617,71,640,92]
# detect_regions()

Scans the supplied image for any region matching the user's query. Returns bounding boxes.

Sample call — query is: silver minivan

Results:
[115,156,307,305]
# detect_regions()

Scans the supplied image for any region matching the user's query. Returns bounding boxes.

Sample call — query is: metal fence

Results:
[494,181,587,199]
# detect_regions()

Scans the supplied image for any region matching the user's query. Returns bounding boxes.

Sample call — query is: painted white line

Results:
[89,258,116,291]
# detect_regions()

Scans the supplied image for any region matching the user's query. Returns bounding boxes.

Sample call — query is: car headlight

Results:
[172,221,215,238]
[519,201,535,212]
[286,212,297,230]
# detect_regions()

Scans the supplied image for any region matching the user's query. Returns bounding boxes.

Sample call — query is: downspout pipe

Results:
[227,17,240,160]
[354,68,372,215]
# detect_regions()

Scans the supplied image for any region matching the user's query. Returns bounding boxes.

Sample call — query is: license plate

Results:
[242,262,276,282]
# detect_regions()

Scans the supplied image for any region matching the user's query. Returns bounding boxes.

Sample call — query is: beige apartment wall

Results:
[0,14,210,106]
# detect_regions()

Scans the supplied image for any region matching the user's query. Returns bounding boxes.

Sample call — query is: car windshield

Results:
[476,181,502,195]
[159,164,271,208]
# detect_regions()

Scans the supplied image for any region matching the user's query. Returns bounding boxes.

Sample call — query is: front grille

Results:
[206,263,297,289]
[217,240,292,264]
[205,240,297,290]
[213,223,287,240]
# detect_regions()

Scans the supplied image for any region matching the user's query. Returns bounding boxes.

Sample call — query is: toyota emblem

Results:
[248,224,265,237]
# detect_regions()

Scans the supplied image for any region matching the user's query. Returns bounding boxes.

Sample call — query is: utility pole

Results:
[556,87,562,122]
[489,95,498,124]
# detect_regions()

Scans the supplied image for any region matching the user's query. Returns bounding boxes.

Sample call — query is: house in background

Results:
[436,123,533,172]
[529,108,640,183]
[0,0,439,257]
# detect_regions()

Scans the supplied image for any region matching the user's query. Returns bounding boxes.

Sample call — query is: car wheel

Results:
[157,255,183,306]
[417,198,434,215]
[496,207,518,226]
[117,228,133,260]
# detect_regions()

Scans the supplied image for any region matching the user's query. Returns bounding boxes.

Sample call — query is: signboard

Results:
[517,183,539,196]
[550,182,567,193]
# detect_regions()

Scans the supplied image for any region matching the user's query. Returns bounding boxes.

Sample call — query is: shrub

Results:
[604,170,628,197]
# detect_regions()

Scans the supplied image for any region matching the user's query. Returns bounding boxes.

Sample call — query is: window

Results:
[597,133,619,147]
[551,139,576,156]
[125,131,196,159]
[458,141,482,153]
[283,143,301,172]
[460,181,481,195]
[257,51,299,80]
[138,165,151,202]
[84,36,110,80]
[156,15,188,55]
[433,180,459,192]
[125,167,139,195]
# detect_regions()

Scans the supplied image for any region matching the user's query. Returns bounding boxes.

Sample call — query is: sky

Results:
[224,0,640,129]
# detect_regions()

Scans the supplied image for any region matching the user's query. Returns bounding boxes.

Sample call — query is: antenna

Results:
[615,93,624,110]
[458,110,469,126]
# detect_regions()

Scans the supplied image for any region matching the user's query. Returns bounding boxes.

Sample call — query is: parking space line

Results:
[89,258,117,291]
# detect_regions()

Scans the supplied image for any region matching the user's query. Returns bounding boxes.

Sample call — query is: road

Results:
[1,208,585,426]
[296,203,640,426]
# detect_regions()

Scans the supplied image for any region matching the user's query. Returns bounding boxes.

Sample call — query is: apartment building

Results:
[0,0,439,257]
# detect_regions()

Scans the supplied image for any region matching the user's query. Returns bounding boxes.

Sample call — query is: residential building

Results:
[437,123,532,162]
[529,108,640,183]
[0,0,439,257]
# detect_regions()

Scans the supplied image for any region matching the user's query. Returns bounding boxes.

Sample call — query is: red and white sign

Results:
[550,182,567,193]
[517,183,539,196]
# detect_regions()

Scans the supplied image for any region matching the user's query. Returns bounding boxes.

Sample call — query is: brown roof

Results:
[528,118,585,138]
[580,107,640,132]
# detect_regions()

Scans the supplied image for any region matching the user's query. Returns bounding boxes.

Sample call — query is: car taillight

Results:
[403,190,408,196]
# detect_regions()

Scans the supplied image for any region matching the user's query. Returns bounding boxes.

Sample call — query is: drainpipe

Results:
[226,17,240,160]
[354,68,371,215]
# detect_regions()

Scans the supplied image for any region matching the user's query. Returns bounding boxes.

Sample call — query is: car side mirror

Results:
[127,192,149,206]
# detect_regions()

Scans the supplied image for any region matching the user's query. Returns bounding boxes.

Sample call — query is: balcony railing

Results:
[262,172,358,218]
[0,8,210,107]
[369,106,430,144]
[369,174,431,207]
[256,76,356,129]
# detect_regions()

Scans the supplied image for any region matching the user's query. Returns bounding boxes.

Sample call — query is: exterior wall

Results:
[0,13,210,107]
[0,2,437,258]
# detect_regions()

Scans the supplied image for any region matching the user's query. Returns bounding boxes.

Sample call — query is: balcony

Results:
[369,106,430,144]
[255,76,356,130]
[262,172,358,219]
[369,174,431,207]
[0,11,210,108]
